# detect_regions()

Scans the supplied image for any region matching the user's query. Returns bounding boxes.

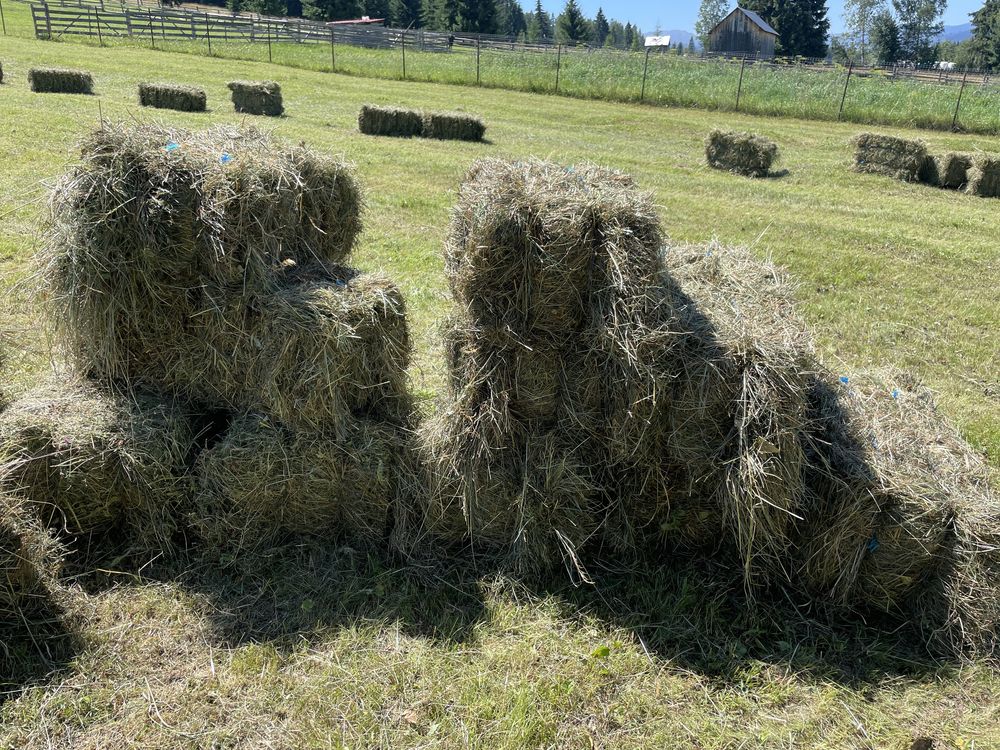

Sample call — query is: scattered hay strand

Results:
[705,130,779,178]
[227,80,283,116]
[966,155,1000,198]
[193,413,413,554]
[1,494,63,621]
[28,68,93,95]
[358,104,424,138]
[422,111,486,142]
[659,244,814,583]
[138,82,207,112]
[852,133,927,182]
[0,377,196,550]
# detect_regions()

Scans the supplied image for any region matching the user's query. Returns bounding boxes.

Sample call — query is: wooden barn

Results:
[707,7,778,59]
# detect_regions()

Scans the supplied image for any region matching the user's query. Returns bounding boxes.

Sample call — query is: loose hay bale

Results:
[445,158,663,339]
[796,369,999,646]
[659,244,814,582]
[28,68,93,95]
[138,82,207,112]
[422,111,486,142]
[0,377,196,549]
[358,104,424,137]
[193,413,412,553]
[852,132,927,182]
[227,80,283,116]
[966,155,1000,198]
[1,495,63,620]
[935,153,973,189]
[705,130,779,178]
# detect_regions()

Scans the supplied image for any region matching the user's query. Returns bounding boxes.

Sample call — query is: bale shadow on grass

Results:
[1,595,78,701]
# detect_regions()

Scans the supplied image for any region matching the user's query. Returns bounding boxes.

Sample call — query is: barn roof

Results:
[711,7,778,37]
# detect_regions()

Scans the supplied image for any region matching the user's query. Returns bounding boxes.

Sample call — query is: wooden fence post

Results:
[838,60,853,120]
[735,53,747,110]
[640,47,650,101]
[952,67,969,131]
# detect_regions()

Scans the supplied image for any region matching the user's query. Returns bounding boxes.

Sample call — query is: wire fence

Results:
[12,0,1000,134]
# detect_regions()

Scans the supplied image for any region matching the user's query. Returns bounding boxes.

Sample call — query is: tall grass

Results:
[6,0,1000,134]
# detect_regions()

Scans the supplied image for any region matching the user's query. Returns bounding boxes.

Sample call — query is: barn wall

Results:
[708,12,776,58]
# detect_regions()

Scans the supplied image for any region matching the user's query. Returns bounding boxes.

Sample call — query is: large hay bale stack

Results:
[705,130,779,178]
[422,111,486,142]
[412,158,674,576]
[28,68,93,95]
[658,245,813,580]
[852,133,927,182]
[227,80,283,116]
[0,378,196,549]
[138,82,207,112]
[966,155,1000,198]
[358,104,424,137]
[193,413,413,554]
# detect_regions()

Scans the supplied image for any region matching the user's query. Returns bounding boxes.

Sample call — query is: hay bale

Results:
[138,82,207,112]
[193,413,412,553]
[1,495,63,620]
[445,158,662,339]
[358,104,424,137]
[659,244,814,582]
[44,125,366,380]
[705,130,779,178]
[966,155,1000,198]
[935,153,973,189]
[416,416,600,577]
[422,111,486,142]
[0,377,196,549]
[227,80,283,116]
[796,370,998,625]
[28,68,93,95]
[918,154,941,186]
[852,132,927,182]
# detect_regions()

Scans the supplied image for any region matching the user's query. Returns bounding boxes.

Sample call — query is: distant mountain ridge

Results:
[938,23,973,43]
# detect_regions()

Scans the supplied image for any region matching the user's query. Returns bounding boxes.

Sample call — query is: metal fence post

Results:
[401,29,406,79]
[952,67,969,131]
[205,12,211,55]
[0,0,7,36]
[149,14,155,48]
[555,44,561,93]
[838,60,853,120]
[267,19,272,62]
[476,34,481,85]
[735,54,747,110]
[330,27,335,72]
[640,47,650,101]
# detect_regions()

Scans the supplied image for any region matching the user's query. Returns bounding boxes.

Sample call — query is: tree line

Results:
[210,0,648,46]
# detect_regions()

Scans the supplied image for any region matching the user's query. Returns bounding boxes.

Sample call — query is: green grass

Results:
[4,0,1000,134]
[0,26,999,750]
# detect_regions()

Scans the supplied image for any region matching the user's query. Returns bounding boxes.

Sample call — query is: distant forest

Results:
[193,0,650,48]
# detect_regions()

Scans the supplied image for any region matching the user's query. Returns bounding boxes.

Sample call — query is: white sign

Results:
[645,35,672,47]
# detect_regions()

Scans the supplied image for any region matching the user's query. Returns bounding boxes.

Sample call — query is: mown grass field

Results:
[4,0,1000,134]
[0,23,999,750]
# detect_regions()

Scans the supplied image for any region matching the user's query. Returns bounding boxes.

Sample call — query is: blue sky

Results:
[544,1,983,35]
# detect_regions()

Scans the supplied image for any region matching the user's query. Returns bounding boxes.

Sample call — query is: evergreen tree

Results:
[302,0,362,21]
[227,0,244,13]
[624,21,634,48]
[743,0,829,58]
[870,8,901,63]
[891,0,946,63]
[390,0,421,27]
[971,0,1000,70]
[695,0,730,49]
[251,0,287,16]
[606,19,624,47]
[631,25,644,50]
[594,7,610,46]
[459,0,497,33]
[366,0,390,18]
[688,36,696,53]
[557,0,590,43]
[496,0,527,37]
